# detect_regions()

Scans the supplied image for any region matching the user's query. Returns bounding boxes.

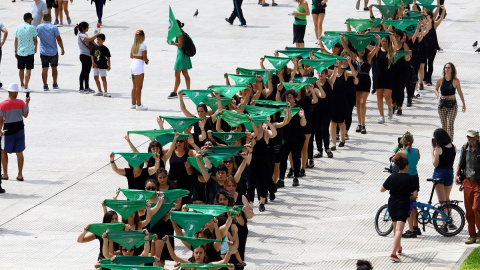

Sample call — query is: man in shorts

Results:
[31,0,48,27]
[37,13,65,91]
[15,13,38,93]
[0,83,30,182]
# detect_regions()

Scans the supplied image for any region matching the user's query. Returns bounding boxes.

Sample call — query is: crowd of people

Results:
[0,0,478,268]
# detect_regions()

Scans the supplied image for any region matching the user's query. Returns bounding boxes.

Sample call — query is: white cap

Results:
[466,128,479,137]
[6,83,20,92]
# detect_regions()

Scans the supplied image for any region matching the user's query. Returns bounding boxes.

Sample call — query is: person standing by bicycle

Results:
[456,128,480,244]
[381,156,419,262]
[393,132,422,238]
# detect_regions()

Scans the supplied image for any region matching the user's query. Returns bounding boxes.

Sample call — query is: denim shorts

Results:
[432,167,454,187]
[2,129,26,154]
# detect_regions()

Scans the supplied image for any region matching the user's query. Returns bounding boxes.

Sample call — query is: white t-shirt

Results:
[78,33,91,56]
[132,43,147,57]
[31,1,47,27]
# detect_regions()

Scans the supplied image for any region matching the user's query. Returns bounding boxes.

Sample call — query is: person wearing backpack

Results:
[167,20,192,99]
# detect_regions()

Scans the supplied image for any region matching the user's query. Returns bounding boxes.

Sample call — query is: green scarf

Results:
[100,263,163,270]
[156,133,189,146]
[182,90,214,105]
[373,4,400,19]
[162,189,191,202]
[106,230,146,251]
[417,0,434,4]
[345,33,376,53]
[277,50,309,59]
[264,56,291,70]
[87,223,125,237]
[346,18,374,32]
[119,189,157,201]
[149,202,175,228]
[201,96,232,112]
[186,156,211,175]
[325,31,355,36]
[320,35,341,50]
[207,145,245,155]
[366,31,391,40]
[101,255,156,265]
[418,3,438,11]
[218,110,251,127]
[280,107,301,117]
[211,132,246,145]
[227,74,257,85]
[127,129,174,141]
[384,18,419,32]
[282,82,307,92]
[104,199,146,219]
[113,152,155,168]
[161,116,203,133]
[300,59,337,73]
[135,233,155,249]
[292,77,318,84]
[168,235,222,249]
[185,204,229,216]
[312,52,347,61]
[210,85,247,99]
[253,100,289,107]
[170,211,214,237]
[393,50,411,64]
[242,104,281,117]
[236,68,274,84]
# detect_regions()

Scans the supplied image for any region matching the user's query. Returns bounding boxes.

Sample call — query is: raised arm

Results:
[140,230,151,256]
[263,71,274,98]
[259,57,266,69]
[434,6,445,30]
[178,89,195,117]
[188,134,201,152]
[234,152,250,183]
[110,153,126,176]
[367,35,381,63]
[196,153,211,182]
[340,34,356,60]
[327,63,339,87]
[162,132,180,163]
[162,235,190,264]
[124,134,139,153]
[77,224,96,243]
[147,153,161,175]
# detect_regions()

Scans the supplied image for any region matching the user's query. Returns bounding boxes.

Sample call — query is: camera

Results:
[438,97,446,109]
[458,170,465,183]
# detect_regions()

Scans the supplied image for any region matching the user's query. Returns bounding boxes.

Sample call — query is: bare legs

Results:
[94,76,107,93]
[42,67,58,87]
[131,73,144,106]
[301,134,311,170]
[376,88,392,117]
[58,1,70,25]
[19,69,31,89]
[356,91,369,126]
[330,122,345,147]
[1,150,24,179]
[312,13,325,42]
[392,221,405,256]
[173,69,190,94]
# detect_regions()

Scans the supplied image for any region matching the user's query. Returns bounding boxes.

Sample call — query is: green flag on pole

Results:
[87,223,125,238]
[119,189,157,201]
[168,6,182,43]
[168,235,222,249]
[219,110,251,127]
[113,152,155,168]
[242,104,281,117]
[156,132,189,145]
[100,263,163,270]
[150,202,175,228]
[182,90,214,105]
[264,56,291,70]
[104,199,146,219]
[320,36,341,50]
[253,100,289,107]
[280,107,301,117]
[282,82,307,92]
[227,74,257,85]
[393,50,411,64]
[346,18,373,32]
[418,3,438,11]
[179,263,229,270]
[170,211,214,237]
[106,230,146,251]
[345,34,376,53]
[210,85,247,99]
[207,145,245,155]
[162,189,190,202]
[186,156,211,175]
[185,204,229,216]
[161,116,203,132]
[202,96,232,112]
[373,4,400,19]
[128,129,174,141]
[211,132,246,145]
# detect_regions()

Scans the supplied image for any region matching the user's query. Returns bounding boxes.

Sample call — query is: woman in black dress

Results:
[381,156,418,262]
[312,68,335,159]
[168,137,196,205]
[391,29,411,116]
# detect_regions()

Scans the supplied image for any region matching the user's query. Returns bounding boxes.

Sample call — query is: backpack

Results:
[182,31,196,57]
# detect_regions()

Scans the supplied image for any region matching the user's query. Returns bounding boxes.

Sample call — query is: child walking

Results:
[90,33,111,97]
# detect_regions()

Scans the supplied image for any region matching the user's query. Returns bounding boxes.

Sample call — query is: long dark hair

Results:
[433,128,451,146]
[74,22,89,36]
[103,210,117,223]
[176,19,184,30]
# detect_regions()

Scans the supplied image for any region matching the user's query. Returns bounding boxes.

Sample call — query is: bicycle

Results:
[375,178,466,237]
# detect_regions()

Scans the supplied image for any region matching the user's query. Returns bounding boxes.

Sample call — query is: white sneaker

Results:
[388,109,393,120]
[103,92,111,97]
[136,105,148,111]
[23,88,33,93]
[378,116,385,124]
[87,88,95,93]
[130,104,137,109]
[93,92,103,96]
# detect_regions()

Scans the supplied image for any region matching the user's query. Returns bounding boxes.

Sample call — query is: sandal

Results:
[361,125,366,134]
[306,159,314,168]
[355,125,361,133]
[314,152,322,158]
[326,150,333,158]
[345,134,349,140]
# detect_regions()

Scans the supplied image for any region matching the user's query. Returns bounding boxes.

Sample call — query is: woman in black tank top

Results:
[431,128,456,210]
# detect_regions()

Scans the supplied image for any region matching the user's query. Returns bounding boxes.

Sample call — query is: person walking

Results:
[225,0,247,27]
[311,0,327,44]
[15,13,38,93]
[456,129,480,244]
[168,20,191,99]
[91,0,106,25]
[57,0,73,26]
[0,22,7,88]
[36,13,65,91]
[31,0,48,27]
[0,83,30,182]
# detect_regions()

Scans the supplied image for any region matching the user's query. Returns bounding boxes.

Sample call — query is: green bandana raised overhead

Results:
[128,129,174,141]
[382,0,413,5]
[237,67,275,84]
[207,145,245,155]
[101,255,155,266]
[254,100,289,107]
[277,50,309,59]
[282,82,307,92]
[325,31,355,36]
[186,156,211,175]
[136,234,155,248]
[179,263,229,270]
[227,74,257,85]
[242,104,281,117]
[170,211,214,237]
[104,199,146,219]
[313,52,347,61]
[156,132,189,146]
[292,76,317,84]
[264,56,291,70]
[417,0,435,5]
[106,230,146,251]
[219,110,251,127]
[204,153,236,167]
[345,33,376,53]
[185,204,230,216]
[182,90,213,105]
[119,188,157,201]
[167,6,182,43]
[100,263,163,270]
[202,96,232,112]
[346,18,374,32]
[393,50,411,64]
[384,18,419,34]
[211,132,246,145]
[367,31,391,40]
[149,202,175,228]
[418,3,438,11]
[87,223,125,237]
[300,59,337,73]
[162,189,190,202]
[320,36,341,50]
[373,4,400,19]
[161,116,203,133]
[209,85,247,99]
[281,107,301,117]
[113,152,155,168]
[169,235,222,249]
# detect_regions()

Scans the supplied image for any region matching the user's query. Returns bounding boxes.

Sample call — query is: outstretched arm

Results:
[110,153,126,176]
[163,235,190,264]
[178,89,195,117]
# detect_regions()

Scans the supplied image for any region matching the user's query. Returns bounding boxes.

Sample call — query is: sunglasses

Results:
[224,160,233,164]
[145,187,157,191]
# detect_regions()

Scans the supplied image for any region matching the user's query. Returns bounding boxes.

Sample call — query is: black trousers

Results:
[280,136,304,179]
[247,155,269,201]
[94,0,105,23]
[423,49,437,84]
[406,59,420,100]
[392,68,410,107]
[314,110,331,153]
[79,54,92,89]
[228,0,246,25]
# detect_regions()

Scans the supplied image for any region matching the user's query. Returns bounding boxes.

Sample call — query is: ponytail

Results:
[74,22,89,36]
[400,132,414,153]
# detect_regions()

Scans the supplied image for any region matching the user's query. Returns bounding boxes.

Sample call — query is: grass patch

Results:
[460,247,480,270]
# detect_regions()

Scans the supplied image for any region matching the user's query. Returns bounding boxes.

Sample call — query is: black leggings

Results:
[79,54,92,89]
[280,136,304,179]
[392,69,410,107]
[406,60,420,100]
[228,0,246,25]
[247,156,269,202]
[94,0,105,23]
[423,49,437,84]
[314,110,331,153]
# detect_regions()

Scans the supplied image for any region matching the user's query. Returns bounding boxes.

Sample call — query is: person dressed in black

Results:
[391,29,411,116]
[225,0,247,27]
[381,156,418,262]
[312,68,334,159]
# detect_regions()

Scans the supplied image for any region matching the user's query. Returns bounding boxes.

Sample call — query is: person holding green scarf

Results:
[101,229,152,259]
[422,8,445,87]
[292,0,310,47]
[110,152,161,190]
[168,20,192,99]
[391,29,412,116]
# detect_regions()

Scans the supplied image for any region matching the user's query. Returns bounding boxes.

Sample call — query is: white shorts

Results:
[130,59,144,76]
[93,68,107,77]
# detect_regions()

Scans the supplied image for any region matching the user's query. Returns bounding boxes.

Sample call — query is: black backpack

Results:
[182,31,196,57]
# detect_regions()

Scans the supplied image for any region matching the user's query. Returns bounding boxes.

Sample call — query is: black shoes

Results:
[292,178,299,186]
[407,98,412,107]
[225,18,232,25]
[339,141,345,147]
[287,168,294,178]
[259,204,265,212]
[299,169,305,177]
[276,179,285,188]
[167,92,178,99]
[402,230,417,238]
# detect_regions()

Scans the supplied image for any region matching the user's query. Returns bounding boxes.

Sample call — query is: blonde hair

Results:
[382,36,395,68]
[400,132,414,153]
[131,30,145,55]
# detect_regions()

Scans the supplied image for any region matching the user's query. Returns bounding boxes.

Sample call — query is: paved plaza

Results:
[0,0,480,269]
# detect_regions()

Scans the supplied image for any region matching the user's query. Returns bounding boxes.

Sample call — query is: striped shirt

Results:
[0,99,29,135]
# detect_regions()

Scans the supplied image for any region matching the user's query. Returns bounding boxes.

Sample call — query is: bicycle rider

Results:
[456,128,480,244]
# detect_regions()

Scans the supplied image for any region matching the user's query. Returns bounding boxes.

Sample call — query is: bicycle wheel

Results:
[375,204,393,236]
[432,204,465,237]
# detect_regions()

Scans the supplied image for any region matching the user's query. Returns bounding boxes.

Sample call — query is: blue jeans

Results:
[432,167,454,187]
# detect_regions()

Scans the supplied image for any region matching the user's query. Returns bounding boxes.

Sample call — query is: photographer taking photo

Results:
[456,128,480,244]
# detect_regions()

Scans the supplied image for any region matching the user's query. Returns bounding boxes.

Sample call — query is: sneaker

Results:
[239,24,247,27]
[356,0,360,10]
[371,89,376,94]
[0,186,5,194]
[364,7,369,11]
[262,3,269,6]
[269,191,275,201]
[299,169,305,177]
[52,84,59,89]
[276,179,285,188]
[272,2,278,6]
[259,204,265,212]
[339,141,345,147]
[67,17,72,25]
[292,178,299,186]
[130,104,137,109]
[167,92,178,99]
[287,168,294,178]
[388,109,393,120]
[442,224,448,233]
[465,237,476,244]
[448,224,457,230]
[225,18,232,25]
[43,85,49,91]
[407,99,412,107]
[414,91,420,98]
[396,109,402,116]
[87,88,95,93]
[378,116,385,124]
[390,254,400,262]
[103,92,111,98]
[93,92,103,96]
[331,146,336,151]
[413,227,422,235]
[402,230,417,238]
[23,88,33,93]
[136,105,148,111]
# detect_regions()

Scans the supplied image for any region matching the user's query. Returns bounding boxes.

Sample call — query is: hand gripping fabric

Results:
[104,199,146,219]
[127,129,174,141]
[119,188,157,201]
[87,223,125,237]
[113,152,155,168]
[106,230,146,251]
[170,211,214,237]
[227,74,257,85]
[182,90,214,105]
[161,116,203,133]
